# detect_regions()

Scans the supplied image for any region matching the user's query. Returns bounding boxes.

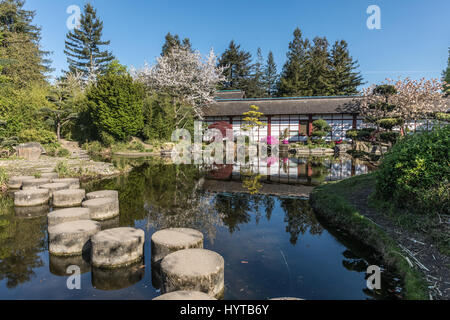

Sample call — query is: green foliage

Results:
[0,167,8,189]
[86,73,145,141]
[376,125,450,216]
[377,118,404,130]
[64,3,114,80]
[17,128,56,144]
[262,51,278,97]
[82,141,103,155]
[161,32,191,56]
[99,131,115,147]
[311,118,331,143]
[57,148,70,157]
[55,160,71,177]
[242,105,266,131]
[443,47,450,96]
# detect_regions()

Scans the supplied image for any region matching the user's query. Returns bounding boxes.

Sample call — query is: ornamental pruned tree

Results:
[64,3,114,83]
[41,77,79,141]
[133,47,226,128]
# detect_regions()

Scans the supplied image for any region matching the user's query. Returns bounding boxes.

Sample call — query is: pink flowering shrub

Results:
[282,139,289,145]
[267,157,278,166]
[260,136,279,145]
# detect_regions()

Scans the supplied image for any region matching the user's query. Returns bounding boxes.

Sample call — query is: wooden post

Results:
[352,114,357,130]
[308,115,313,136]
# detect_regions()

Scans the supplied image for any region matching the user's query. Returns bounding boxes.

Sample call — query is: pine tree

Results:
[246,47,265,98]
[0,0,51,86]
[218,40,253,93]
[64,3,114,82]
[329,40,364,95]
[443,47,450,96]
[277,27,311,97]
[308,37,333,96]
[262,51,278,97]
[161,32,192,56]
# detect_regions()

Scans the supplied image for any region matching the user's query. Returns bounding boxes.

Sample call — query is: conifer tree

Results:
[0,0,51,86]
[329,40,364,95]
[161,32,192,56]
[246,47,265,98]
[64,3,114,82]
[443,47,450,96]
[218,40,253,93]
[308,37,333,96]
[277,27,311,97]
[262,51,278,97]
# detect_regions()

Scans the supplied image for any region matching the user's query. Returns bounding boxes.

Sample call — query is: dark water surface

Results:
[0,156,403,300]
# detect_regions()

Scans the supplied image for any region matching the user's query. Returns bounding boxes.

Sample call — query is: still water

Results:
[0,156,403,300]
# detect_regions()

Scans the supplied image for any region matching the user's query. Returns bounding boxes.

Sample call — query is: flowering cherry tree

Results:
[133,47,226,128]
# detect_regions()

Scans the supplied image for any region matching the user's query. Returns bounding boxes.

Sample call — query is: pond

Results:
[0,156,404,300]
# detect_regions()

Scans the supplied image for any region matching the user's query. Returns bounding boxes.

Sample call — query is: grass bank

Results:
[309,173,428,300]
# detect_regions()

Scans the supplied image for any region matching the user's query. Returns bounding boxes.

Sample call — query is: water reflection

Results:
[91,260,145,291]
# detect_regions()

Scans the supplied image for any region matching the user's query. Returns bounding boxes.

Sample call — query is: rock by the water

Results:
[52,189,86,208]
[14,189,49,207]
[153,291,216,300]
[47,207,91,227]
[82,197,119,221]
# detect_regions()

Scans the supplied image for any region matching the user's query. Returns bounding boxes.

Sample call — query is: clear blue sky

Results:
[26,0,450,88]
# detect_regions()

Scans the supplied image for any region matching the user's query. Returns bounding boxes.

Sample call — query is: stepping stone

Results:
[48,220,101,256]
[39,183,70,196]
[15,204,49,218]
[51,178,80,189]
[7,176,34,189]
[41,172,59,179]
[160,249,225,299]
[14,189,50,207]
[151,228,204,264]
[49,254,90,276]
[47,207,91,227]
[92,261,145,290]
[153,291,216,300]
[53,189,86,208]
[91,227,145,268]
[97,216,120,231]
[21,178,51,190]
[86,190,118,200]
[37,167,55,173]
[270,297,305,300]
[82,198,119,221]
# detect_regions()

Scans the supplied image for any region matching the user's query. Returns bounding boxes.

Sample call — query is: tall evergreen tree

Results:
[308,37,333,96]
[246,47,265,98]
[262,51,278,97]
[443,47,450,96]
[64,3,114,82]
[161,32,192,56]
[218,40,253,94]
[277,27,311,97]
[329,40,364,95]
[0,0,51,86]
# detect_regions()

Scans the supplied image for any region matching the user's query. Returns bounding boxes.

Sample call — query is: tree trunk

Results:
[57,123,61,141]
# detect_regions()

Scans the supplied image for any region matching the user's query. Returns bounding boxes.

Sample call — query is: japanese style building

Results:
[203,90,442,142]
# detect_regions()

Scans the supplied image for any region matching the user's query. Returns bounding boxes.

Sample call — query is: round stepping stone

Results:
[14,189,50,207]
[49,254,90,276]
[92,261,145,290]
[97,216,120,231]
[7,176,34,189]
[91,227,145,268]
[21,178,51,190]
[153,291,216,301]
[40,183,70,196]
[86,190,118,200]
[41,172,59,179]
[53,189,86,208]
[151,228,204,264]
[48,220,101,256]
[37,167,55,173]
[82,198,119,221]
[160,248,225,299]
[15,204,49,218]
[51,178,80,189]
[47,207,91,227]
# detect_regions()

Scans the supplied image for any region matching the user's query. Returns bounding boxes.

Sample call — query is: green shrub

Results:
[0,167,8,189]
[55,160,71,177]
[82,141,103,155]
[57,148,70,158]
[100,132,116,147]
[87,74,145,141]
[17,129,57,144]
[376,125,450,216]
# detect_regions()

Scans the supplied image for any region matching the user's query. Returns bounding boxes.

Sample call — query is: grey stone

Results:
[39,182,70,197]
[7,176,35,189]
[47,207,91,227]
[86,190,118,200]
[92,260,145,290]
[16,142,44,160]
[15,204,49,218]
[151,228,204,264]
[160,248,225,299]
[22,178,51,190]
[82,197,119,221]
[51,178,80,189]
[41,172,59,179]
[91,227,145,268]
[97,215,120,230]
[14,189,50,207]
[269,297,305,300]
[153,291,216,300]
[48,220,101,256]
[53,189,86,208]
